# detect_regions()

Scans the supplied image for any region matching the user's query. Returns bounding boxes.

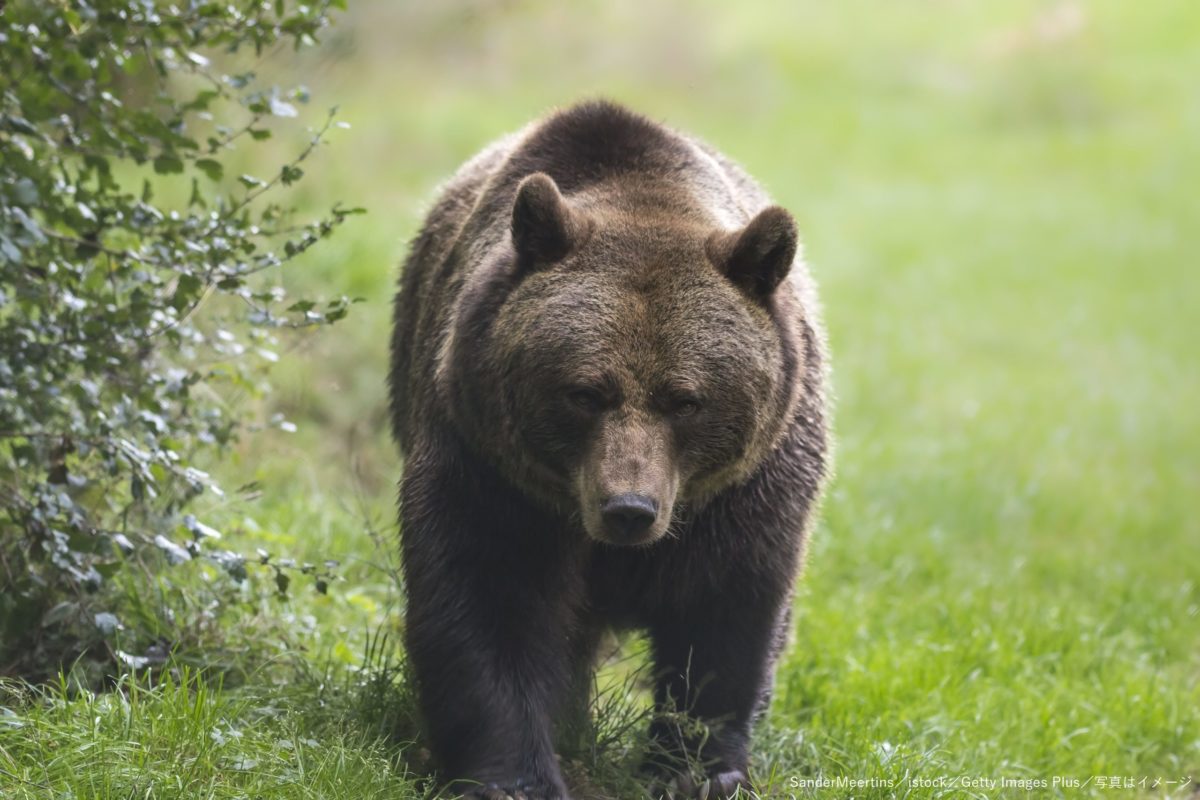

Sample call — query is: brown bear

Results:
[389,100,829,800]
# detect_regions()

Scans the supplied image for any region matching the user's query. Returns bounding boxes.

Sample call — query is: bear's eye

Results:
[668,396,702,418]
[566,387,607,414]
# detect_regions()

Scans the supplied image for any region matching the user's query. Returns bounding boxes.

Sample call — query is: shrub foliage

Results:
[0,0,358,679]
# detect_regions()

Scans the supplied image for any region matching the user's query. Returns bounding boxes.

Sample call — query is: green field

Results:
[2,1,1198,797]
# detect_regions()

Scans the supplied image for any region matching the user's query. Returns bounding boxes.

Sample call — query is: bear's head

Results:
[448,172,805,546]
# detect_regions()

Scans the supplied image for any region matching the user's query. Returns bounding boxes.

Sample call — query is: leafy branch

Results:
[0,0,361,684]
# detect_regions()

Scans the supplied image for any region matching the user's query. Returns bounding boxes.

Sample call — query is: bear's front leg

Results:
[645,592,789,799]
[400,437,581,800]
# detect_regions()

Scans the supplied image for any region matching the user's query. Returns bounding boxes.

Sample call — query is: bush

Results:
[0,0,360,681]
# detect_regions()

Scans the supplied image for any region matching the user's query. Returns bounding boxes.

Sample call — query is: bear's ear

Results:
[511,172,588,269]
[706,206,798,299]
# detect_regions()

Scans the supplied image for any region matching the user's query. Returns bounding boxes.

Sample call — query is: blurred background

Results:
[209,0,1197,785]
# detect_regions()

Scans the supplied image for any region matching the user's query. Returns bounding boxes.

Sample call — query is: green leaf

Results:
[0,234,21,263]
[153,153,184,174]
[189,177,204,208]
[42,602,78,628]
[13,178,39,204]
[153,535,192,565]
[94,612,121,636]
[183,514,222,540]
[281,164,303,185]
[171,273,205,310]
[195,158,224,181]
[185,89,221,112]
[1,115,40,136]
[269,97,298,118]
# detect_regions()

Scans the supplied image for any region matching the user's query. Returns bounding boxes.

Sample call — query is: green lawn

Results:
[2,1,1198,797]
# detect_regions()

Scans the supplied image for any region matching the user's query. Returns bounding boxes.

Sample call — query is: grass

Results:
[0,670,419,799]
[3,0,1198,797]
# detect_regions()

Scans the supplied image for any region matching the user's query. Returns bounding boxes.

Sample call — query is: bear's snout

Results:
[577,412,679,546]
[599,492,659,544]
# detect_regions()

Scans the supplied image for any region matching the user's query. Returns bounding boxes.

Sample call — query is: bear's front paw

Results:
[649,769,750,800]
[459,780,568,800]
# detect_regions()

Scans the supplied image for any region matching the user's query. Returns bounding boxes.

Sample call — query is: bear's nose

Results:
[600,493,658,542]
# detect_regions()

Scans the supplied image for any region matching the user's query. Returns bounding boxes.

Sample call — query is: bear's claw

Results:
[462,781,564,800]
[650,769,750,799]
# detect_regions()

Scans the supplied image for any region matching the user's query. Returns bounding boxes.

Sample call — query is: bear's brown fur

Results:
[389,100,829,800]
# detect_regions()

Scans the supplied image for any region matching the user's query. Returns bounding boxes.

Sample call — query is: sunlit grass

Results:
[0,671,419,800]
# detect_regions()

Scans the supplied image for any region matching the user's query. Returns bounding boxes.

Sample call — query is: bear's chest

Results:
[582,529,730,624]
